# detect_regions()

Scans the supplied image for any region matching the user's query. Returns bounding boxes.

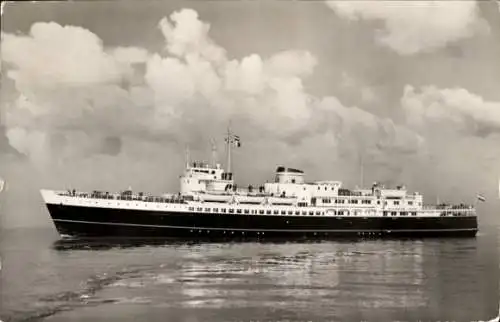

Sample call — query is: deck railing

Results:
[58,191,188,204]
[56,190,477,217]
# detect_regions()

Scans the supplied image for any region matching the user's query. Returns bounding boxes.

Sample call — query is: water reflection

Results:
[91,240,430,314]
[3,228,491,322]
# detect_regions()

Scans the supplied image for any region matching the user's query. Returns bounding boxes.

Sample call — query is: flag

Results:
[225,134,241,147]
[477,194,486,202]
[233,135,241,147]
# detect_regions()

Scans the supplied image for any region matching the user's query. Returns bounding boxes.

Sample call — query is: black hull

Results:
[45,204,478,240]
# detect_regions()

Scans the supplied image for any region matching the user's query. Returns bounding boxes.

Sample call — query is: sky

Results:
[1,0,500,228]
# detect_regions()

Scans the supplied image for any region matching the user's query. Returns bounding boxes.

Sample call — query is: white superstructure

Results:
[39,127,477,219]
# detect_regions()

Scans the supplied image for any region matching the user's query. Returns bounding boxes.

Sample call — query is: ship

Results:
[40,129,479,240]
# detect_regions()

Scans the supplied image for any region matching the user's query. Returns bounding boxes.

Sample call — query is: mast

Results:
[226,123,232,173]
[210,138,217,167]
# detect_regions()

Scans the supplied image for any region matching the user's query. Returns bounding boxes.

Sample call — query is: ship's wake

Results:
[2,265,158,322]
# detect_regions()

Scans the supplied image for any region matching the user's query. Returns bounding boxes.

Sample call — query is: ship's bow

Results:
[40,189,70,236]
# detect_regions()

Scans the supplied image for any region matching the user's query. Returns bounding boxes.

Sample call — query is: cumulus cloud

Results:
[1,22,128,87]
[0,8,425,197]
[158,8,226,64]
[402,85,500,136]
[398,85,500,201]
[326,0,489,55]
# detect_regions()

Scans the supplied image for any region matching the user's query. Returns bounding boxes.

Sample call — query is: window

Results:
[351,200,358,204]
[391,212,397,216]
[408,201,413,205]
[273,210,279,215]
[295,211,300,215]
[281,210,286,215]
[214,208,218,212]
[244,209,249,214]
[229,209,234,213]
[259,210,264,214]
[267,210,271,214]
[288,211,293,215]
[394,201,400,205]
[237,209,242,214]
[221,208,226,213]
[204,208,210,212]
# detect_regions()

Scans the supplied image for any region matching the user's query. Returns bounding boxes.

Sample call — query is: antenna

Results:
[185,146,190,168]
[210,138,217,167]
[359,150,364,188]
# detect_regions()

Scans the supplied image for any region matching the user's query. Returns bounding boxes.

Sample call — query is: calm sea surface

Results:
[0,224,498,322]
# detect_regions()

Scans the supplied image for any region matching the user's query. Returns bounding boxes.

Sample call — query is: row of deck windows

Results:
[188,207,422,217]
[383,211,417,216]
[320,198,414,206]
[192,207,325,216]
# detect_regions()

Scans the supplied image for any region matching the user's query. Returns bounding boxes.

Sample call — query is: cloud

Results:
[1,22,129,88]
[326,0,489,55]
[111,47,149,64]
[402,85,500,136]
[158,8,226,64]
[398,85,500,200]
[0,8,426,200]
